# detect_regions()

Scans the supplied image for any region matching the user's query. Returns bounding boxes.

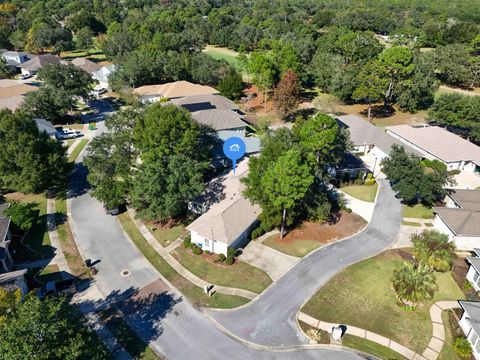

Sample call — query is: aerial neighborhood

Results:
[0,1,480,360]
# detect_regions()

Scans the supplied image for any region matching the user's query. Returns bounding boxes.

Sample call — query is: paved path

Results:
[208,180,402,347]
[128,208,258,300]
[297,300,460,360]
[239,240,299,281]
[337,190,375,222]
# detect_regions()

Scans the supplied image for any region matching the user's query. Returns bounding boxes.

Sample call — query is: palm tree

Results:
[392,262,438,306]
[412,230,456,272]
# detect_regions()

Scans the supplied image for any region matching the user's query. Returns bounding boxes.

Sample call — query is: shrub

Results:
[225,256,234,265]
[463,280,474,291]
[215,253,226,262]
[227,248,237,258]
[251,227,265,240]
[183,236,191,249]
[448,169,461,175]
[453,337,472,358]
[4,202,38,231]
[204,250,211,255]
[191,245,202,255]
[364,177,376,186]
[344,207,352,213]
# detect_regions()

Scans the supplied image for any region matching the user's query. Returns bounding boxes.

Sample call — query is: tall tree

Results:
[392,262,437,306]
[0,57,14,79]
[218,69,243,100]
[21,87,74,124]
[273,69,300,116]
[353,61,387,121]
[38,64,96,99]
[261,148,313,238]
[412,230,456,272]
[75,27,94,51]
[246,50,276,110]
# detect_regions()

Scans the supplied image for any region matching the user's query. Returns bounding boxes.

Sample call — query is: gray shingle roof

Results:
[170,94,238,112]
[217,131,261,154]
[191,109,248,131]
[34,118,57,137]
[20,54,63,71]
[460,301,480,335]
[447,190,480,212]
[434,207,480,236]
[468,257,480,273]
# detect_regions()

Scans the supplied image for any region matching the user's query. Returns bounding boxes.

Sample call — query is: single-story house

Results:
[1,51,29,66]
[169,93,239,112]
[0,79,38,111]
[191,109,248,134]
[0,269,28,296]
[71,57,101,74]
[0,203,13,273]
[19,54,66,76]
[466,249,480,292]
[187,158,261,255]
[433,189,480,250]
[387,125,480,173]
[34,118,57,138]
[91,64,116,89]
[459,300,480,359]
[133,81,219,103]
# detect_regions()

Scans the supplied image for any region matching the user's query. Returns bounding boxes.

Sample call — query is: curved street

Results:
[68,101,401,359]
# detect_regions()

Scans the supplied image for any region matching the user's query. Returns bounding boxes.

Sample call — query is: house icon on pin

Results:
[229,144,240,152]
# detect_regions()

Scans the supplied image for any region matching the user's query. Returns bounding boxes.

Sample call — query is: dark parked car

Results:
[104,204,126,216]
[39,278,78,298]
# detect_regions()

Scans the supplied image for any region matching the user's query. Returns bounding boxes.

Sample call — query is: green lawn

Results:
[343,335,407,360]
[172,246,272,294]
[401,221,422,227]
[203,45,242,70]
[263,236,322,258]
[341,183,378,202]
[68,139,89,162]
[99,308,161,360]
[302,250,465,353]
[60,49,107,61]
[5,192,53,260]
[150,223,185,247]
[438,310,462,360]
[402,204,435,219]
[118,213,249,308]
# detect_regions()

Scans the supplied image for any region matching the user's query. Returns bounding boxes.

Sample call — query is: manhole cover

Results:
[121,269,131,277]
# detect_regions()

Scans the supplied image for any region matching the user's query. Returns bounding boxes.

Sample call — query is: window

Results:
[204,239,210,248]
[476,338,480,354]
[474,271,479,284]
[470,331,478,346]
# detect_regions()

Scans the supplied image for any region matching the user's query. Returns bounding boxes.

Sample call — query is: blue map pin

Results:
[223,137,246,174]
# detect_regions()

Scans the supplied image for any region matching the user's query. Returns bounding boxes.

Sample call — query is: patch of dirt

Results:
[269,211,366,244]
[240,85,283,124]
[452,255,479,300]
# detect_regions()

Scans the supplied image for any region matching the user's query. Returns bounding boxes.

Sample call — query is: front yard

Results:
[171,246,272,294]
[301,249,464,353]
[263,212,366,257]
[402,204,434,219]
[148,222,186,247]
[341,183,378,202]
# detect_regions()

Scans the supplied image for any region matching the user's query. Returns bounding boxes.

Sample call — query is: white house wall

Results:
[433,215,455,239]
[466,266,480,292]
[455,236,480,251]
[459,312,480,360]
[190,230,229,256]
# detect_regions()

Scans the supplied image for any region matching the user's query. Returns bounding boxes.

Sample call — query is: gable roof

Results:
[217,131,261,154]
[170,94,238,112]
[434,207,480,236]
[133,81,219,99]
[468,257,480,274]
[387,125,480,165]
[191,109,248,131]
[20,54,64,71]
[0,269,27,292]
[447,189,480,211]
[71,57,101,74]
[459,301,480,335]
[335,115,421,156]
[187,159,261,245]
[35,118,57,136]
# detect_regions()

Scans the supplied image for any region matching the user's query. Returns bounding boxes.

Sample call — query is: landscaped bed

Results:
[341,183,378,202]
[263,212,367,257]
[171,246,272,294]
[301,249,465,354]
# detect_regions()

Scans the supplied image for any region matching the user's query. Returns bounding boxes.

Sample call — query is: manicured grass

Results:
[66,123,85,130]
[438,310,462,360]
[60,49,106,61]
[302,250,465,353]
[150,224,185,247]
[402,221,422,227]
[5,192,52,260]
[118,213,249,308]
[172,246,272,294]
[402,204,435,219]
[263,236,322,258]
[341,183,378,202]
[99,308,161,360]
[68,139,89,162]
[37,264,63,283]
[343,334,407,360]
[203,45,242,70]
[55,197,90,279]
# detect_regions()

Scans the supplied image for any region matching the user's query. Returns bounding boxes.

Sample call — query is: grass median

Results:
[118,213,249,309]
[68,139,89,162]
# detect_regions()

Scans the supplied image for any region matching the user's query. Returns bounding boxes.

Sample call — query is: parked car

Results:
[104,204,126,216]
[92,87,107,97]
[19,73,32,80]
[55,128,79,140]
[39,278,78,298]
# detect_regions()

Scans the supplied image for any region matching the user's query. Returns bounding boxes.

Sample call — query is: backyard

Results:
[341,183,378,202]
[171,246,272,294]
[301,249,465,354]
[263,212,366,257]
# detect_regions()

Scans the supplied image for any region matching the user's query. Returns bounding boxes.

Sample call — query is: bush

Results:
[251,227,265,240]
[448,169,461,175]
[225,256,234,265]
[364,177,376,186]
[4,202,38,231]
[215,253,226,263]
[463,280,473,291]
[204,250,211,255]
[191,245,202,255]
[421,159,447,173]
[183,236,191,249]
[453,337,472,358]
[227,248,237,258]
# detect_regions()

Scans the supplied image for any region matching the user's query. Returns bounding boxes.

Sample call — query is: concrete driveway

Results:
[239,241,300,281]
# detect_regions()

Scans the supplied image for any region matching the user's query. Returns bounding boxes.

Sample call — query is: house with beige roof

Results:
[187,159,261,256]
[71,57,101,74]
[133,81,219,103]
[387,125,480,174]
[433,189,480,250]
[0,79,38,111]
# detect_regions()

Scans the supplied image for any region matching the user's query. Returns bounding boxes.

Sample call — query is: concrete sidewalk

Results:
[337,190,375,222]
[127,209,258,300]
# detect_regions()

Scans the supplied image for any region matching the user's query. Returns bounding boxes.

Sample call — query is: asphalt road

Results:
[68,100,398,359]
[208,180,401,347]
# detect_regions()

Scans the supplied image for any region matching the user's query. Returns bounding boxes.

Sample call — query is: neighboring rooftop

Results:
[468,256,480,274]
[0,269,27,292]
[335,114,421,156]
[170,93,238,112]
[71,57,101,74]
[459,301,480,335]
[134,81,219,99]
[447,189,480,211]
[35,118,57,137]
[20,54,65,71]
[187,159,261,245]
[387,125,480,165]
[434,207,480,236]
[0,80,37,111]
[217,131,261,154]
[191,109,248,131]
